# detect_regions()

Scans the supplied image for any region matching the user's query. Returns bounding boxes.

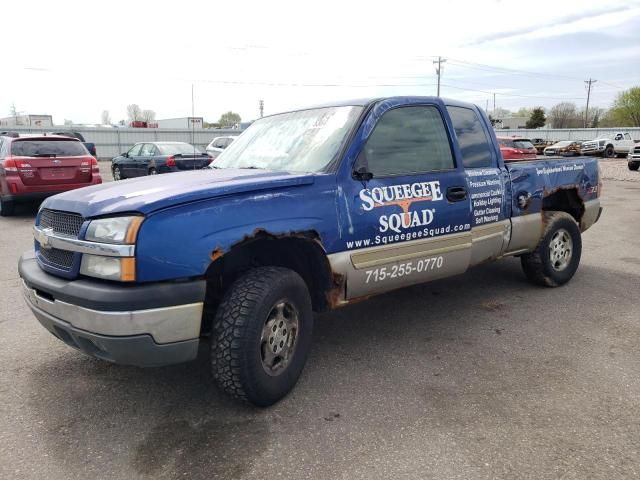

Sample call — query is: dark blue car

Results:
[111,141,211,180]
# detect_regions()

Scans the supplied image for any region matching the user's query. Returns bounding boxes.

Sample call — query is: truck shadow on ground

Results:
[25,259,638,479]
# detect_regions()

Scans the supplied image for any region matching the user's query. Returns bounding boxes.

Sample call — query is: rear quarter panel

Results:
[506,157,600,218]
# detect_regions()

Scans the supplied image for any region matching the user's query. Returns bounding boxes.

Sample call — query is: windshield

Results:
[11,139,88,157]
[213,106,363,172]
[553,141,572,147]
[157,143,202,155]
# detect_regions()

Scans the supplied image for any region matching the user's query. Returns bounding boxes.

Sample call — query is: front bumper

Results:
[19,253,206,367]
[581,146,605,155]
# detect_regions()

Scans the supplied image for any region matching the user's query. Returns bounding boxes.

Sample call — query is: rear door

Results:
[9,138,93,186]
[446,105,509,266]
[337,102,473,299]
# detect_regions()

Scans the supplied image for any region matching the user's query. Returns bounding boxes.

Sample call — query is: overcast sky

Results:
[3,0,640,124]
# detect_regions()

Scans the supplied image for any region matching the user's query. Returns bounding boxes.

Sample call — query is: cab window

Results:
[360,106,454,177]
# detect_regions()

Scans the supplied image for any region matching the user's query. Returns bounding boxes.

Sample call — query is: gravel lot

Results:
[1,165,639,480]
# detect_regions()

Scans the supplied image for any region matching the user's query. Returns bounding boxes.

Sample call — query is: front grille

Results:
[39,209,84,237]
[39,247,75,270]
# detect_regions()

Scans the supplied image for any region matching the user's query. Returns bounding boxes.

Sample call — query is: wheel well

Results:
[201,232,334,335]
[542,188,584,222]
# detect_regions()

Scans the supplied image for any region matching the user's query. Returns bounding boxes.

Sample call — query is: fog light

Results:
[80,255,135,281]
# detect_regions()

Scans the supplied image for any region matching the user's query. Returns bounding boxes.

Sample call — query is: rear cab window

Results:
[10,139,88,157]
[446,106,495,168]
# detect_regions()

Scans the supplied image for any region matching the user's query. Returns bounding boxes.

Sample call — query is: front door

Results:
[337,102,473,299]
[122,144,143,177]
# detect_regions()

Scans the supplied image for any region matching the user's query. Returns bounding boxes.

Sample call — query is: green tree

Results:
[218,111,241,127]
[608,87,640,127]
[525,107,546,129]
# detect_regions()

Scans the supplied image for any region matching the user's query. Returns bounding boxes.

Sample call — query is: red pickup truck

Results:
[0,134,102,216]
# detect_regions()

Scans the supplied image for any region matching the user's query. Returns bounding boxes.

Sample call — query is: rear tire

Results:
[148,168,157,175]
[210,266,313,407]
[0,198,14,217]
[520,211,582,287]
[628,162,639,171]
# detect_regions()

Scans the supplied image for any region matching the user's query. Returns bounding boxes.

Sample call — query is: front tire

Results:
[148,168,157,176]
[628,162,639,171]
[521,211,582,287]
[112,166,123,181]
[210,266,313,407]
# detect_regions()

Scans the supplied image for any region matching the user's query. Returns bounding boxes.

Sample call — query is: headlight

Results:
[85,216,143,244]
[80,255,136,281]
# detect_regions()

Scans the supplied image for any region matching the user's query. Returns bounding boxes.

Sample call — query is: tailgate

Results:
[15,156,93,186]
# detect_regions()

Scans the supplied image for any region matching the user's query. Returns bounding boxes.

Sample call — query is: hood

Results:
[42,168,316,217]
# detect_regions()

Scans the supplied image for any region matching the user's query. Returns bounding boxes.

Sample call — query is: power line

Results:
[446,58,585,82]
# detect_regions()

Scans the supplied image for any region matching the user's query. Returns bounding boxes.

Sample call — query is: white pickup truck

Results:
[581,132,636,158]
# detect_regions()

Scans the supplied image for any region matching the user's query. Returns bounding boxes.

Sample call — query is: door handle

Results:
[446,186,468,202]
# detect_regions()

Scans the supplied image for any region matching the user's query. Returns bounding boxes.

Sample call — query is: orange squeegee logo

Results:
[359,181,443,233]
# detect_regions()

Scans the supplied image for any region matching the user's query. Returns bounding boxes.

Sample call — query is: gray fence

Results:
[494,128,640,142]
[2,126,243,159]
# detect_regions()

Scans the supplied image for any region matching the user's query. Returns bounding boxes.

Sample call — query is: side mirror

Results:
[353,166,373,181]
[122,152,129,157]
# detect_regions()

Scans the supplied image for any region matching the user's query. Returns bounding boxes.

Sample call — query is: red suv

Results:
[497,137,537,161]
[0,134,102,216]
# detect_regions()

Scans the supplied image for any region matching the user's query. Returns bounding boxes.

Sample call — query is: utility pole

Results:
[259,99,264,118]
[191,84,195,145]
[433,57,446,96]
[584,78,597,128]
[493,93,496,115]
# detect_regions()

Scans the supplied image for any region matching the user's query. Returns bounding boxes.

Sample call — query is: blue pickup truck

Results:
[19,97,602,406]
